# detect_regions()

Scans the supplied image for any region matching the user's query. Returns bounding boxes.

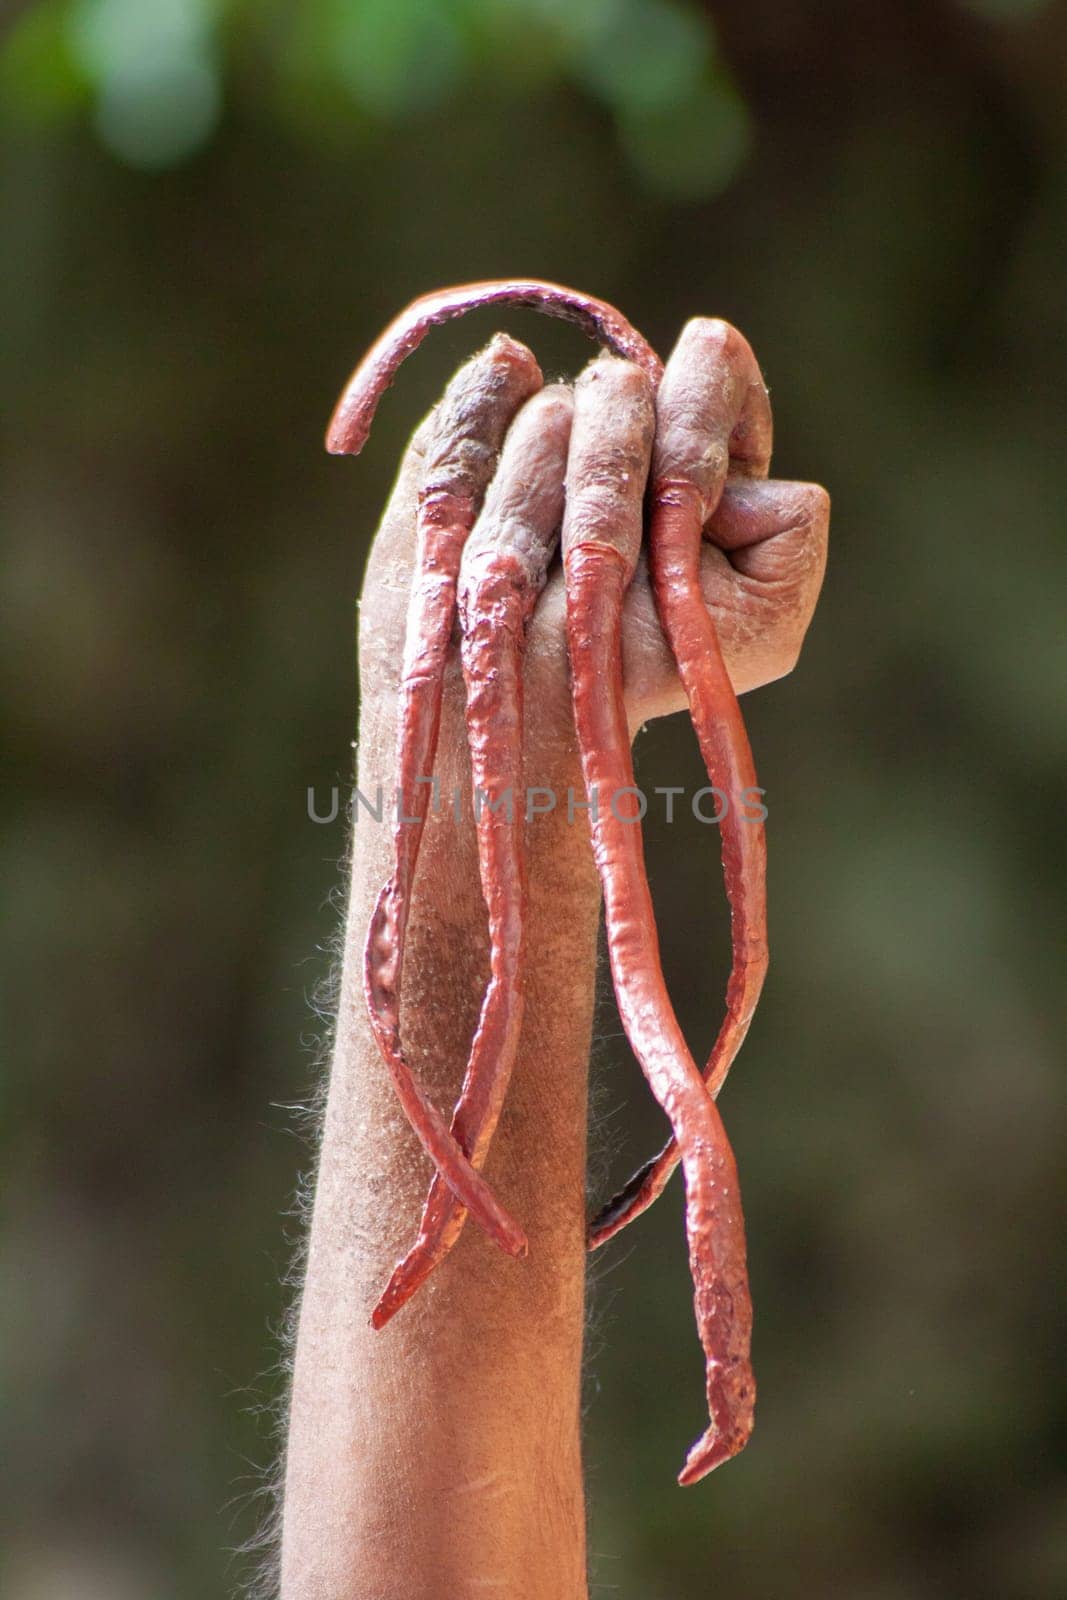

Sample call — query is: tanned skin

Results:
[279,341,828,1600]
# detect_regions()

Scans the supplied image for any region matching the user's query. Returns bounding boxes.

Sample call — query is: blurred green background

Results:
[3,0,1065,1595]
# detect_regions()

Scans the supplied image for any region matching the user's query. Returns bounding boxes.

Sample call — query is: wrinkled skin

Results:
[280,330,828,1599]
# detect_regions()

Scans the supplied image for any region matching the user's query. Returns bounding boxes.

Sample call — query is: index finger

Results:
[358,335,542,683]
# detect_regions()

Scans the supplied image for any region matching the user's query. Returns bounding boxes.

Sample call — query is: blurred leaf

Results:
[617,67,750,199]
[576,0,709,113]
[66,0,215,78]
[0,0,88,124]
[90,54,221,168]
[66,0,223,166]
[326,0,465,118]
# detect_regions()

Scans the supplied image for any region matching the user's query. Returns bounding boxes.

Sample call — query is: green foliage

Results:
[1,0,748,195]
[0,0,88,123]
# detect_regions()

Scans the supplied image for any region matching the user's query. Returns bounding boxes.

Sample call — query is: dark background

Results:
[3,1,1065,1596]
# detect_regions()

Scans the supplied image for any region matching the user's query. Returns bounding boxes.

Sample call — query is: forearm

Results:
[280,636,599,1599]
